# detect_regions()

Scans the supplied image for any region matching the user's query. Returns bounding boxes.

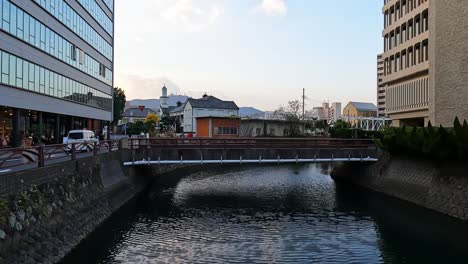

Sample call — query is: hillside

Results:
[128,95,189,109]
[239,107,264,118]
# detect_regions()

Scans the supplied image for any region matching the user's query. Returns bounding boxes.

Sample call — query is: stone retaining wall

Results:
[331,154,468,221]
[0,150,187,264]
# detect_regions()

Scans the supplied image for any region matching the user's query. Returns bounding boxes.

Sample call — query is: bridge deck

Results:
[127,138,378,166]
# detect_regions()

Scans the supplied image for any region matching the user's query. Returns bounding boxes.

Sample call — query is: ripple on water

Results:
[61,164,468,264]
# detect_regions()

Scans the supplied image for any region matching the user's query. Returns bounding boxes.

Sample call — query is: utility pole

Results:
[302,88,306,136]
[302,88,305,120]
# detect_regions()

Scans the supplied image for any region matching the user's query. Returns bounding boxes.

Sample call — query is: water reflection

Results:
[62,164,468,264]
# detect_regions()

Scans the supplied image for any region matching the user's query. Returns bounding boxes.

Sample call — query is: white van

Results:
[63,130,99,152]
[64,130,98,144]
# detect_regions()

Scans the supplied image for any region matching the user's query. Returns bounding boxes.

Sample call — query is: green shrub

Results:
[380,117,468,161]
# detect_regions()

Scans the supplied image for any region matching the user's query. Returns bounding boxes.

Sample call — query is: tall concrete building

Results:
[382,0,468,127]
[331,102,342,122]
[377,54,386,116]
[0,0,114,146]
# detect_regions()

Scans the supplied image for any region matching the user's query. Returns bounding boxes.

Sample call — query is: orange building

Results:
[196,117,240,138]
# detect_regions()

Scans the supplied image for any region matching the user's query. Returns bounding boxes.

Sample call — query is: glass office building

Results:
[0,0,114,147]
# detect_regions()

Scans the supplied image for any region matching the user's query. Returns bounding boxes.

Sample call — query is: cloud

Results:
[116,74,182,100]
[255,0,287,16]
[116,74,236,102]
[160,0,224,32]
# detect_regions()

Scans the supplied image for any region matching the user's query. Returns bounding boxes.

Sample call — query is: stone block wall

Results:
[331,155,468,221]
[0,151,150,264]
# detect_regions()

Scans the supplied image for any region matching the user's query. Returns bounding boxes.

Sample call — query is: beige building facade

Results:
[377,54,386,116]
[382,0,468,127]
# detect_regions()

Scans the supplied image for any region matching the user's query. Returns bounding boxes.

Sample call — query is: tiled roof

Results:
[350,102,377,112]
[161,106,176,115]
[122,107,156,118]
[188,96,239,110]
[170,96,239,113]
[170,103,186,113]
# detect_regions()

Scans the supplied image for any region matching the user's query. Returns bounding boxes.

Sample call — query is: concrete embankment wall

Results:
[0,149,184,264]
[331,155,468,221]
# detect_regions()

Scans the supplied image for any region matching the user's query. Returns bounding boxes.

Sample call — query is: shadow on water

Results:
[334,183,468,264]
[62,164,468,264]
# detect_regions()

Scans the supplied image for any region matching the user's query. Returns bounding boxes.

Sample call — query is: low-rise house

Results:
[121,107,156,124]
[342,102,378,126]
[240,119,306,137]
[343,102,378,118]
[170,95,239,135]
[196,117,240,138]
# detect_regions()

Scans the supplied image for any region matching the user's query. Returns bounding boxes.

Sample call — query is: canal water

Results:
[62,164,468,263]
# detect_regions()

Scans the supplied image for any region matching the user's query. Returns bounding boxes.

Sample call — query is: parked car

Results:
[63,130,99,152]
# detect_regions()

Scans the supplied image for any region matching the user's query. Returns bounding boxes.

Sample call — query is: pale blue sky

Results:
[114,0,383,110]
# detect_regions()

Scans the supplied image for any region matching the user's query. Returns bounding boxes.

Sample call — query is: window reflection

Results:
[32,0,113,60]
[0,0,113,85]
[0,50,112,111]
[78,0,113,36]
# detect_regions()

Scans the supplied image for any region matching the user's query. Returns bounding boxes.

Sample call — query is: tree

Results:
[145,113,160,133]
[159,115,180,133]
[273,100,304,137]
[113,87,126,126]
[274,100,303,122]
[126,121,146,136]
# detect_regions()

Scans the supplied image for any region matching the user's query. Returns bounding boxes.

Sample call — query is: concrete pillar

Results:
[55,114,61,144]
[106,121,110,140]
[424,117,430,127]
[392,119,401,127]
[38,111,43,144]
[12,109,21,147]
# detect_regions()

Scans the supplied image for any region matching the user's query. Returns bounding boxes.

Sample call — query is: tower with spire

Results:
[160,84,169,109]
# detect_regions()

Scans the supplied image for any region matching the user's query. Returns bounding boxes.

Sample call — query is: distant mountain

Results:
[239,107,264,118]
[128,95,189,109]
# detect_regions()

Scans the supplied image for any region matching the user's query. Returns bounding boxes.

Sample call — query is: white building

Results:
[170,95,239,134]
[313,102,341,123]
[158,85,177,117]
[263,111,285,120]
[313,107,328,121]
[330,102,342,122]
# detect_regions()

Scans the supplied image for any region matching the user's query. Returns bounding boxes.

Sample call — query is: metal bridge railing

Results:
[129,137,376,150]
[0,140,120,171]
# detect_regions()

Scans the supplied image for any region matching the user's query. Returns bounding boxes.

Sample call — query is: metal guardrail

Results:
[129,138,376,150]
[126,137,377,166]
[0,140,120,170]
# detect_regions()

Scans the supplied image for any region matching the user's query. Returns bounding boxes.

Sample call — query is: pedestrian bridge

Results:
[124,138,378,166]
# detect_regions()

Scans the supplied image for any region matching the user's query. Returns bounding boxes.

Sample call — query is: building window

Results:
[71,45,77,61]
[99,63,106,77]
[0,49,112,111]
[218,127,238,135]
[256,128,262,136]
[79,49,85,65]
[269,128,275,136]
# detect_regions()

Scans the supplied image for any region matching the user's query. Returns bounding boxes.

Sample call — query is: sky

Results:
[114,0,383,111]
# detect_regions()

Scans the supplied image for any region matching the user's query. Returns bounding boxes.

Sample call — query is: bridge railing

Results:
[0,140,120,171]
[129,137,376,149]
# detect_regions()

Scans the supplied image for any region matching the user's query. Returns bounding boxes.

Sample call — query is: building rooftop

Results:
[189,96,239,110]
[161,106,176,115]
[349,102,377,112]
[170,95,239,113]
[122,107,156,118]
[170,103,186,113]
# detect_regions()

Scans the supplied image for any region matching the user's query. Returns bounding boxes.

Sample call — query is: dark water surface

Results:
[62,164,468,263]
